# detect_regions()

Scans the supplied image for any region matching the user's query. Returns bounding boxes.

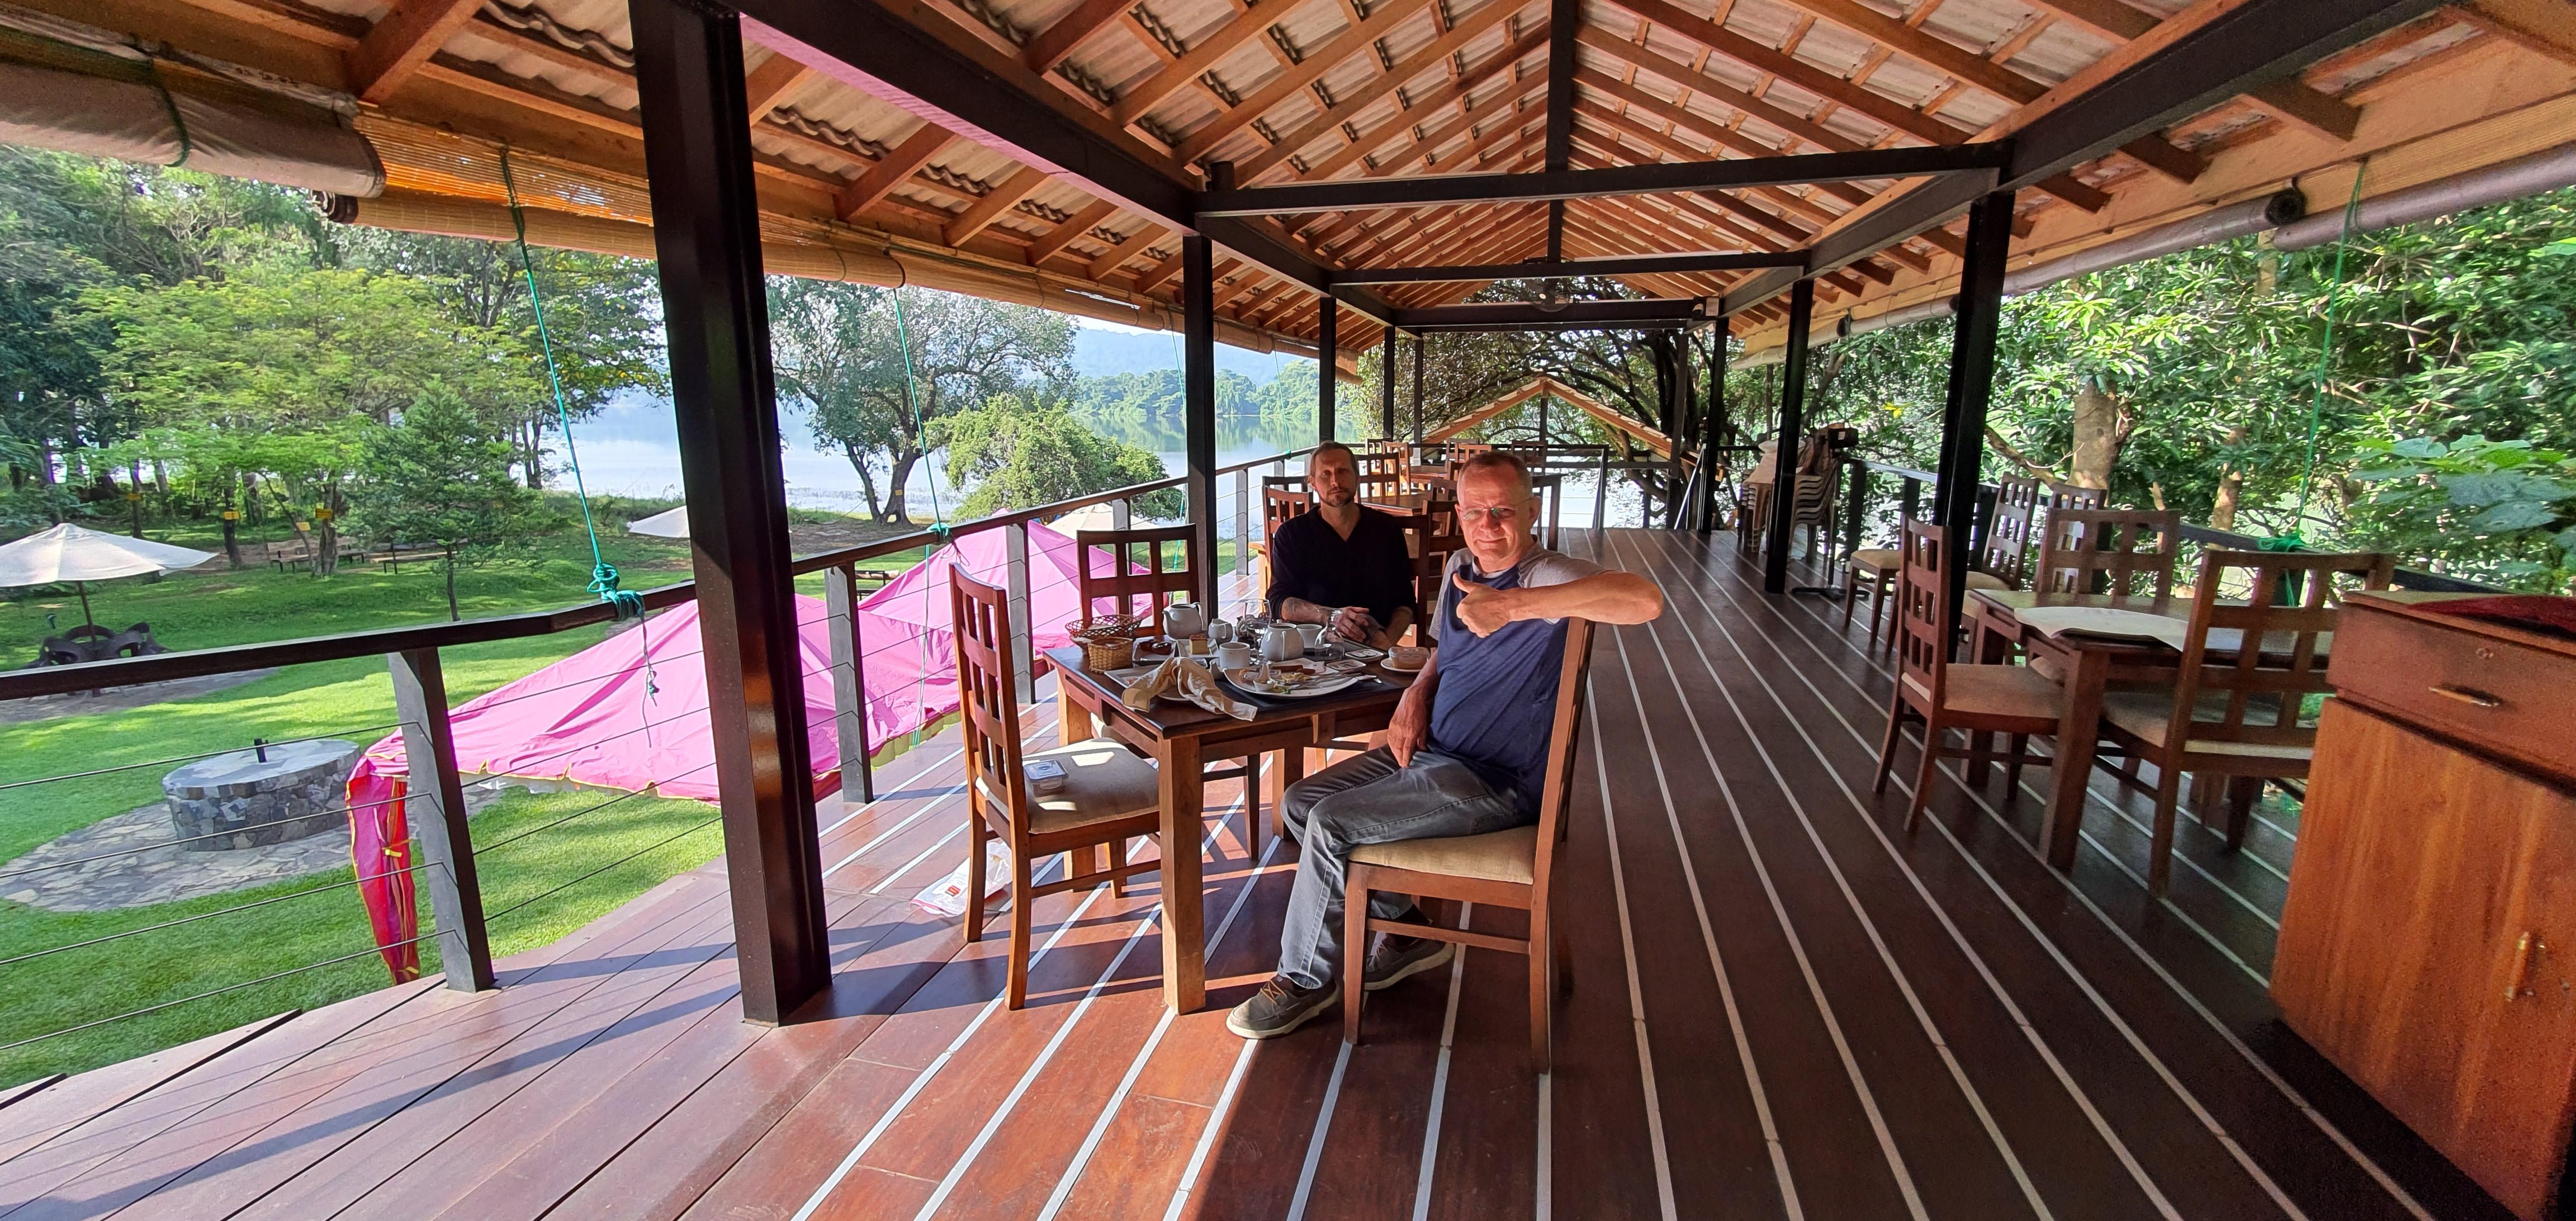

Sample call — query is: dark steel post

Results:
[1701,323,1728,535]
[1410,334,1426,444]
[1936,190,2017,636]
[1663,340,1690,530]
[1184,235,1221,609]
[631,0,830,1024]
[1377,328,1396,439]
[1315,296,1337,446]
[823,565,875,806]
[387,647,493,991]
[1763,278,1816,593]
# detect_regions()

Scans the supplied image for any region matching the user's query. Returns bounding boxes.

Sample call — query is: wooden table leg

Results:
[2042,649,2108,870]
[1060,690,1095,746]
[1158,735,1207,1012]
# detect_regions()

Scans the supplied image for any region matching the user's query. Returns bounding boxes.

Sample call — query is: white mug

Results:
[1218,641,1253,670]
[1260,624,1304,662]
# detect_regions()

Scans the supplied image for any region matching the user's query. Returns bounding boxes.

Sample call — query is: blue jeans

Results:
[1274,747,1526,991]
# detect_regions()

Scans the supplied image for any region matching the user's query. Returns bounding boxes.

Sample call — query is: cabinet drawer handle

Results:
[2428,683,2504,709]
[2506,932,2542,1003]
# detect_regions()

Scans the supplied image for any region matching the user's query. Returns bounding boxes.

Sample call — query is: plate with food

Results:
[1381,645,1430,674]
[1220,659,1362,699]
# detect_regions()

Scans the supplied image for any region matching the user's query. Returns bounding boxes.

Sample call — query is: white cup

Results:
[1218,641,1252,670]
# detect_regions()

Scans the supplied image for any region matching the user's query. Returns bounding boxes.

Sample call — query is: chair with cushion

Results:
[951,567,1166,1009]
[1873,522,2064,831]
[2092,548,2392,893]
[1341,618,1593,1071]
[1074,526,1267,856]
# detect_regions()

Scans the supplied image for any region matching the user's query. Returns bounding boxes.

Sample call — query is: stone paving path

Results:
[0,779,510,912]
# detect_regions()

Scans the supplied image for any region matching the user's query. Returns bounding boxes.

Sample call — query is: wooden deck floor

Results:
[0,529,2517,1220]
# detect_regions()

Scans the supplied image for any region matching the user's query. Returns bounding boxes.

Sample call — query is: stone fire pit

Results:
[163,739,361,851]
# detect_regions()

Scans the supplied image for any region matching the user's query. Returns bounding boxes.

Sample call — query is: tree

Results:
[931,393,1183,520]
[84,266,539,570]
[351,389,543,619]
[338,229,665,486]
[770,281,1074,522]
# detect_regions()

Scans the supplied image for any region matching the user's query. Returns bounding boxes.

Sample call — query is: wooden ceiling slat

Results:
[944,166,1051,245]
[742,51,816,121]
[1110,3,1295,126]
[1090,223,1169,278]
[1573,72,1871,207]
[1025,0,1134,72]
[1287,53,1549,183]
[1176,0,1442,160]
[1234,1,1542,181]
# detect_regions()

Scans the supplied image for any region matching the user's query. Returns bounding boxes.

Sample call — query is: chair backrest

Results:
[950,566,1030,842]
[1979,476,2042,588]
[1262,478,1312,538]
[1074,526,1199,624]
[1891,521,1954,712]
[1400,511,1465,643]
[2048,483,2107,510]
[2163,550,2394,754]
[2034,509,2181,599]
[1530,618,1598,899]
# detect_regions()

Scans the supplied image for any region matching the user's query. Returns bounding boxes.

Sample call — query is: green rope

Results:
[501,148,642,622]
[2270,163,2368,552]
[890,286,945,527]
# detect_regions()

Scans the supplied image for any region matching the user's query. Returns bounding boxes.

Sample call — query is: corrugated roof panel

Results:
[2006,22,2119,82]
[1917,0,2030,59]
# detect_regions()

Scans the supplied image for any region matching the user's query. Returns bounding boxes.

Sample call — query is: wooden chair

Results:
[1356,451,1406,503]
[2034,509,2181,599]
[951,567,1165,1009]
[2093,549,2392,893]
[1980,477,2045,589]
[1873,522,2064,831]
[1343,618,1596,1069]
[1073,526,1268,857]
[1251,479,1313,598]
[1397,509,1464,646]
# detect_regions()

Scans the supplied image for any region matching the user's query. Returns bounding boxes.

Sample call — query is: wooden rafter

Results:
[1025,198,1120,266]
[945,167,1051,247]
[742,50,815,121]
[1175,0,1442,160]
[837,122,956,221]
[347,0,484,102]
[1233,1,1543,181]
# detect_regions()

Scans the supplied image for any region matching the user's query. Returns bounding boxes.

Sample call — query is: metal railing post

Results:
[1003,520,1036,703]
[823,564,875,805]
[386,647,493,992]
[1593,451,1609,530]
[1233,466,1251,613]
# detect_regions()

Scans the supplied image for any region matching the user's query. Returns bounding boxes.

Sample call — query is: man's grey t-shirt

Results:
[1427,546,1604,817]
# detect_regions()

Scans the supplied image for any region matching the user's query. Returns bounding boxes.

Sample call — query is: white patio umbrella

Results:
[0,523,216,628]
[627,505,690,539]
[1046,502,1123,535]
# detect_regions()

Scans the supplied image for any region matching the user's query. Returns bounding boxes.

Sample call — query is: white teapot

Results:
[1162,601,1205,641]
[1259,623,1305,662]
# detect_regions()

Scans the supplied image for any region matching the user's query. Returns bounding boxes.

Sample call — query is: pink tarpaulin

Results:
[343,521,1113,982]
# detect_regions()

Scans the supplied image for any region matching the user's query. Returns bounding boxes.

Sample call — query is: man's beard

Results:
[1317,489,1356,507]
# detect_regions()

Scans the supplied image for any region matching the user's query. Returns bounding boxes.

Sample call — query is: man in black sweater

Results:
[1264,442,1415,648]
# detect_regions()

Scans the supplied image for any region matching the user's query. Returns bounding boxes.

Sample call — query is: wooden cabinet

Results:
[2274,594,2576,1220]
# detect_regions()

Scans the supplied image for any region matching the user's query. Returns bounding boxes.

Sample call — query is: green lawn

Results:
[0,504,1247,1085]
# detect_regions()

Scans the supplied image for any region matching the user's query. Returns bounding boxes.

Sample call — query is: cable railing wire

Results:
[0,852,435,969]
[479,811,727,930]
[0,930,441,1054]
[0,723,408,794]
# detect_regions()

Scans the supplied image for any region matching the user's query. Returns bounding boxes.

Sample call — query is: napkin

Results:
[1120,656,1255,720]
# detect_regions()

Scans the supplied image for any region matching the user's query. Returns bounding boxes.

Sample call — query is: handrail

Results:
[1,444,1323,702]
[1839,457,2503,594]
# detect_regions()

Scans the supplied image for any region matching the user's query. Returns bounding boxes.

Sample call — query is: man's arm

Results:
[1386,647,1438,766]
[1449,569,1663,636]
[1373,605,1414,649]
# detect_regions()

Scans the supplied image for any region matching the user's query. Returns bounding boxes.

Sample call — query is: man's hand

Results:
[1388,682,1431,766]
[1450,572,1522,637]
[1328,607,1380,642]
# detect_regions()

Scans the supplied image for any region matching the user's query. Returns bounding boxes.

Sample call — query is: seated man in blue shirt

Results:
[1229,451,1664,1039]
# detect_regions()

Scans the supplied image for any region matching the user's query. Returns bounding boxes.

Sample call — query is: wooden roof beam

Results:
[836,121,956,221]
[945,167,1053,247]
[1168,0,1441,158]
[1026,198,1121,267]
[742,50,816,121]
[1234,1,1543,181]
[1286,60,1550,184]
[347,0,484,103]
[1024,0,1133,72]
[1600,0,2110,211]
[2020,0,2359,142]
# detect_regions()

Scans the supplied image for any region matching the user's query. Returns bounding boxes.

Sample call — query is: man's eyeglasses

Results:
[1456,505,1522,526]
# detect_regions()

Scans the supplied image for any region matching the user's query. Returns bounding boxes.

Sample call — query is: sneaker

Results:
[1362,935,1455,992]
[1225,974,1339,1039]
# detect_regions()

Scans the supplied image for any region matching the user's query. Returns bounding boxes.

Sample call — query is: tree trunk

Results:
[883,450,920,523]
[844,443,883,519]
[2208,425,2249,531]
[444,545,461,621]
[2067,379,2129,490]
[523,420,547,489]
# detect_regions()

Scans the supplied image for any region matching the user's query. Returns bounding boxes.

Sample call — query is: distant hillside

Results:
[1072,322,1305,380]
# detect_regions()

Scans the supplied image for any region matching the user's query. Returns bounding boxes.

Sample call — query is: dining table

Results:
[1966,587,2338,870]
[1964,589,2193,870]
[1046,643,1418,1012]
